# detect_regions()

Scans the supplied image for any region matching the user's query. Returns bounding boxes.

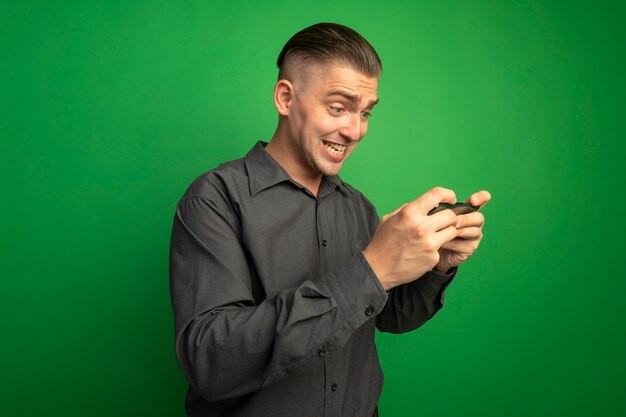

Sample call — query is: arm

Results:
[169,196,387,401]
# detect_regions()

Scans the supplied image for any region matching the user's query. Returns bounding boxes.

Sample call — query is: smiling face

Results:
[268,61,379,190]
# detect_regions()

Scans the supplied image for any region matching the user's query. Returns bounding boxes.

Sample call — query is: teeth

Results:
[324,141,346,154]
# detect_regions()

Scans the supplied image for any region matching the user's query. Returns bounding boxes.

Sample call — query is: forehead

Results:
[300,62,379,101]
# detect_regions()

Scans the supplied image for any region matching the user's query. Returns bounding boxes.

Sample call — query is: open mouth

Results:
[323,140,347,155]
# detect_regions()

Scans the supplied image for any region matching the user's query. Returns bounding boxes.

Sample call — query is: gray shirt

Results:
[169,142,455,417]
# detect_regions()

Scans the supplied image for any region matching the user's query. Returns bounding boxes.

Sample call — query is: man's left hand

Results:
[434,190,491,273]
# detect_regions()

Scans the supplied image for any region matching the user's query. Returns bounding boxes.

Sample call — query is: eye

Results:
[360,111,372,121]
[329,107,344,115]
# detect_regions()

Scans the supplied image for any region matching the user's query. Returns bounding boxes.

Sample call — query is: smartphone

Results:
[428,202,479,216]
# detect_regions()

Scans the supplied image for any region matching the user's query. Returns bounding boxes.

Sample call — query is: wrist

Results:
[434,263,452,274]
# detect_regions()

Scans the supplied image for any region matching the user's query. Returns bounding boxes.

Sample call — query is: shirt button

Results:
[365,306,375,316]
[318,348,328,357]
[322,240,328,247]
[331,383,338,392]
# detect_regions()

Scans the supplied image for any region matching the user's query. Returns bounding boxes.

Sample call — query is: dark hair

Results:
[277,23,382,79]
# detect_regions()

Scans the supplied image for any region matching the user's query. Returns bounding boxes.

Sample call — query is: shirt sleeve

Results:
[169,196,387,402]
[375,267,457,334]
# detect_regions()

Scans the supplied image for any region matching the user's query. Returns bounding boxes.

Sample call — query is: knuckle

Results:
[413,222,428,238]
[422,237,437,252]
[398,207,412,222]
[439,186,456,201]
[431,186,446,198]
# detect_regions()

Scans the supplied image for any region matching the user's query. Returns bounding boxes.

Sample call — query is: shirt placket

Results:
[317,188,343,417]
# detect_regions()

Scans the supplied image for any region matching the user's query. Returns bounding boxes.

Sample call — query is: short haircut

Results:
[276,22,382,80]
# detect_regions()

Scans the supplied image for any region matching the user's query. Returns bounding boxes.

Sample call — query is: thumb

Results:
[381,203,408,223]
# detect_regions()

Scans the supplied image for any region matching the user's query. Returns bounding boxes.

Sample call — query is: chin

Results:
[319,164,343,177]
[310,153,346,177]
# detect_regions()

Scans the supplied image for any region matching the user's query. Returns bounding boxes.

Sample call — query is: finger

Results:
[432,224,458,248]
[408,187,457,215]
[428,208,458,232]
[381,203,408,223]
[455,211,485,228]
[455,226,483,240]
[440,238,479,253]
[466,190,491,208]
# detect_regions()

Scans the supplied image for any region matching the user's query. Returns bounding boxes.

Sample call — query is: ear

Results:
[274,79,294,116]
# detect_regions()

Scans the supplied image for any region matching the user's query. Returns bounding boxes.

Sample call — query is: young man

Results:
[170,23,490,417]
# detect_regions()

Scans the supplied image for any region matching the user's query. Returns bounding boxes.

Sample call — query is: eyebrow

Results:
[327,89,379,108]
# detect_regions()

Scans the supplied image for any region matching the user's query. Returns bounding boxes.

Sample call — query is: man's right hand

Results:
[362,187,459,291]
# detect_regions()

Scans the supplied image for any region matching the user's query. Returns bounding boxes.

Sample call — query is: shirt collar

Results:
[244,141,348,197]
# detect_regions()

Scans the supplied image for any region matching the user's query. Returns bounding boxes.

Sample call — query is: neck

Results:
[266,128,322,196]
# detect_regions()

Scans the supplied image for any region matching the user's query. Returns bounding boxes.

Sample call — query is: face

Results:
[282,62,379,178]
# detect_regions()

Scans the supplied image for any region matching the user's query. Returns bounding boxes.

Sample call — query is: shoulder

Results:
[173,157,250,229]
[179,157,249,203]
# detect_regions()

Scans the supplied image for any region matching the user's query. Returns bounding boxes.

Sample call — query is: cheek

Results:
[360,123,369,137]
[316,115,343,135]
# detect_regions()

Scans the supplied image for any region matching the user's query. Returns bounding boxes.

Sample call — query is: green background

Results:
[2,1,625,416]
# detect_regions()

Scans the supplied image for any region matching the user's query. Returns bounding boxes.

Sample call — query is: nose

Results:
[338,113,365,143]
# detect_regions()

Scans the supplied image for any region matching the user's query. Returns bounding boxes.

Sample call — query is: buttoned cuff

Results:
[324,252,389,330]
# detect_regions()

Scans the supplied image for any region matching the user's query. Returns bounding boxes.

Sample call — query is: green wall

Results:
[3,1,625,416]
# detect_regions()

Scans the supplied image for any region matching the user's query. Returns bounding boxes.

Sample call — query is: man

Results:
[170,23,490,417]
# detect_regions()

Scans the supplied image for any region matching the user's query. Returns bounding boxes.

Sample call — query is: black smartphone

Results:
[428,202,479,216]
